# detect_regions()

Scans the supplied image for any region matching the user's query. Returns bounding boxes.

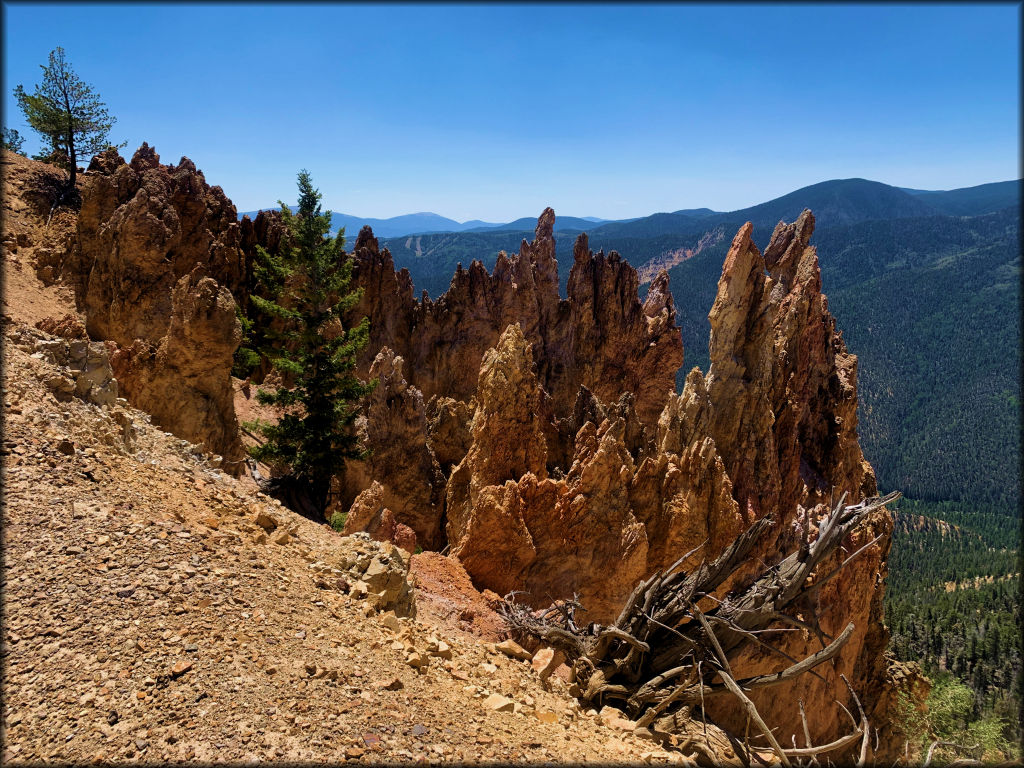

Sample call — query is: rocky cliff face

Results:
[691,211,888,748]
[67,145,247,469]
[345,209,892,749]
[341,348,445,549]
[108,267,244,470]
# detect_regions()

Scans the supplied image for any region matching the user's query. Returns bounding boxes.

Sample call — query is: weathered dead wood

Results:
[678,622,855,704]
[923,740,982,767]
[782,728,864,757]
[694,603,792,767]
[503,491,899,762]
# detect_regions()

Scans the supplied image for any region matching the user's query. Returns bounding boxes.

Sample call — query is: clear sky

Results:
[3,3,1020,221]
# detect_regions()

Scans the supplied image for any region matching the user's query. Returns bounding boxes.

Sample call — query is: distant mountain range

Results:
[240,178,1019,241]
[236,207,621,239]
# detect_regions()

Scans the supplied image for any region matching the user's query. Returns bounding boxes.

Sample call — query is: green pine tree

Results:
[246,170,373,516]
[232,226,289,379]
[2,127,25,153]
[13,46,124,191]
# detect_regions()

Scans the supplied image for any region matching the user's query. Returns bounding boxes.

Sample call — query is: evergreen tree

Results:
[246,170,372,516]
[13,46,122,189]
[2,127,25,153]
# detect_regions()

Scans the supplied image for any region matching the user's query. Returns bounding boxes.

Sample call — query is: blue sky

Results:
[3,3,1019,221]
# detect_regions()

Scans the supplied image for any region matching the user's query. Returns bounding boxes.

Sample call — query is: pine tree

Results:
[246,170,372,515]
[2,127,25,153]
[13,47,123,190]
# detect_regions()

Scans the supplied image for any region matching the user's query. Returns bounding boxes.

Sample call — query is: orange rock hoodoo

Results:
[57,145,248,469]
[341,207,893,750]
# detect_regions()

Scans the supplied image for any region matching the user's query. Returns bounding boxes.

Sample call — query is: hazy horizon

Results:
[3,4,1019,220]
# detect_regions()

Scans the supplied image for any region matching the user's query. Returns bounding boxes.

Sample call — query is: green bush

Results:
[329,511,347,532]
[897,674,1018,763]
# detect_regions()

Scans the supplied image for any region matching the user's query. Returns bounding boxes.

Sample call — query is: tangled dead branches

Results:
[501,491,900,766]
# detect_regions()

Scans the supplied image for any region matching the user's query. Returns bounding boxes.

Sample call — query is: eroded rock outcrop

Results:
[72,144,246,345]
[341,348,444,548]
[443,323,735,621]
[346,211,683,432]
[10,325,119,408]
[66,145,248,469]
[444,325,549,595]
[690,211,888,748]
[340,211,685,535]
[108,267,244,470]
[563,237,683,426]
[437,212,893,751]
[341,482,418,554]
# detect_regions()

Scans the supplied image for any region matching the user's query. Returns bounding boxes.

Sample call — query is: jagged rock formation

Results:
[339,211,684,539]
[443,323,727,621]
[692,213,887,748]
[346,212,683,428]
[71,144,246,345]
[563,236,683,426]
[426,212,892,750]
[444,324,551,596]
[342,348,444,548]
[65,144,248,469]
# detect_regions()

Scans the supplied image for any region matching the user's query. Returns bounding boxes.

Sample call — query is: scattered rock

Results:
[482,693,515,713]
[378,677,404,691]
[531,647,564,680]
[255,511,279,531]
[331,534,416,618]
[495,639,531,661]
[599,705,635,732]
[405,651,427,669]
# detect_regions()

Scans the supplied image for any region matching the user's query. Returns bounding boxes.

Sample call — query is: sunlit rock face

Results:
[72,145,247,469]
[343,209,891,752]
